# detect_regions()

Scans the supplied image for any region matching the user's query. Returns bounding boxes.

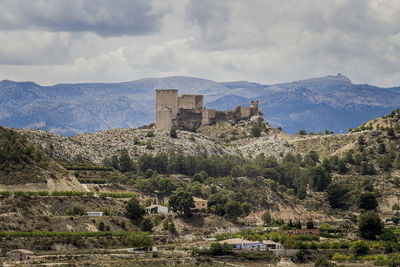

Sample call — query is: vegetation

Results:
[124,232,154,248]
[125,196,145,220]
[358,211,384,240]
[0,126,53,184]
[169,190,195,216]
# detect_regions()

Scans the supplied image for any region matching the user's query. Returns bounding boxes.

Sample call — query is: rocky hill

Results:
[1,74,399,136]
[2,108,399,222]
[0,126,82,191]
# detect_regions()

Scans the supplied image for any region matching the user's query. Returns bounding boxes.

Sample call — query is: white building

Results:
[145,205,169,214]
[87,211,103,216]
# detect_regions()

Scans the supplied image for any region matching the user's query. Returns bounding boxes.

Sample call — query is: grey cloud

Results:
[185,0,231,44]
[0,0,170,37]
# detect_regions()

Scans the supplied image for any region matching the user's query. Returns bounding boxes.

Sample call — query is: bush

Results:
[125,196,145,220]
[99,192,135,198]
[261,211,272,226]
[0,191,11,197]
[169,128,177,138]
[378,143,386,154]
[124,232,154,248]
[358,211,384,240]
[251,124,262,137]
[140,218,153,232]
[358,192,378,211]
[297,129,307,135]
[66,206,86,216]
[98,221,106,231]
[168,222,177,234]
[351,240,370,256]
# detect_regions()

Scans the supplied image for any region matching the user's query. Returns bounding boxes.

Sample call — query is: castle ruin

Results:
[156,90,263,130]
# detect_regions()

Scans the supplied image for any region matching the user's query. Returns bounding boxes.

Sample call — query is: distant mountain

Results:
[0,74,399,135]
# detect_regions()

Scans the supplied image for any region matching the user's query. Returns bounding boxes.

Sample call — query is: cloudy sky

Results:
[0,0,400,87]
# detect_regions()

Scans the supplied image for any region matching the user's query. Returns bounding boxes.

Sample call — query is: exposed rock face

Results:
[18,128,236,164]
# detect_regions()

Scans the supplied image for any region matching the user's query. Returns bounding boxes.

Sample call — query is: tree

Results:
[297,129,307,135]
[358,211,384,240]
[380,228,397,242]
[210,243,223,255]
[378,154,392,171]
[358,135,365,145]
[351,240,370,256]
[251,124,262,137]
[140,218,153,232]
[124,232,154,248]
[125,196,145,220]
[169,190,195,216]
[310,166,331,191]
[306,218,314,229]
[224,200,247,221]
[170,128,177,138]
[119,149,134,173]
[153,152,169,173]
[304,151,319,166]
[98,221,106,231]
[261,211,272,226]
[327,183,350,209]
[359,192,378,211]
[387,127,395,137]
[378,143,386,154]
[337,159,347,174]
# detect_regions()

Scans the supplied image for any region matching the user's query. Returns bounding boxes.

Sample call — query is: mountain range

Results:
[1,73,399,136]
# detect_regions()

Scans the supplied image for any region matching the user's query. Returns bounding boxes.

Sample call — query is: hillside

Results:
[1,74,399,135]
[1,110,400,266]
[11,109,399,220]
[0,126,82,191]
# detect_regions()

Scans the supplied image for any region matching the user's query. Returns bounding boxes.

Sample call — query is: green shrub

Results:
[351,240,370,256]
[67,206,86,216]
[124,232,154,248]
[169,128,177,138]
[99,192,135,198]
[0,191,11,197]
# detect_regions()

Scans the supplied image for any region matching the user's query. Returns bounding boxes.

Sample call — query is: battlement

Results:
[156,90,263,130]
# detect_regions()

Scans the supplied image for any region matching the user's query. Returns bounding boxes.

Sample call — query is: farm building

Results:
[218,238,282,251]
[145,204,169,214]
[87,211,103,216]
[193,197,208,210]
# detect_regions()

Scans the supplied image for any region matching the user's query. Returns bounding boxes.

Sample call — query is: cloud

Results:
[1,0,400,87]
[185,0,232,47]
[0,0,170,37]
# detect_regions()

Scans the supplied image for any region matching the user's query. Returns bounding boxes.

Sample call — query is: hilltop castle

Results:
[156,89,263,130]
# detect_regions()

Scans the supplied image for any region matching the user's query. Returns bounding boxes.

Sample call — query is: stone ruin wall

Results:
[156,90,263,130]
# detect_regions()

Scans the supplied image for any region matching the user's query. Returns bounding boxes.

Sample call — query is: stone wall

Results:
[156,89,263,130]
[156,90,178,129]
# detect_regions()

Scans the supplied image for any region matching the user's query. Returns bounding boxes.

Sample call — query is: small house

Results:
[219,238,283,251]
[6,249,34,262]
[87,211,103,216]
[263,240,282,250]
[145,204,169,214]
[218,238,264,250]
[193,197,208,210]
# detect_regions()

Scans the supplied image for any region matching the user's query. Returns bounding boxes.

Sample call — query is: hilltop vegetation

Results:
[0,126,58,184]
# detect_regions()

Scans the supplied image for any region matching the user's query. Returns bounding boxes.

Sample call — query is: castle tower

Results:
[156,89,178,129]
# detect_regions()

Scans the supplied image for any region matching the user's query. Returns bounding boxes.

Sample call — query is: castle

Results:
[156,89,263,130]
